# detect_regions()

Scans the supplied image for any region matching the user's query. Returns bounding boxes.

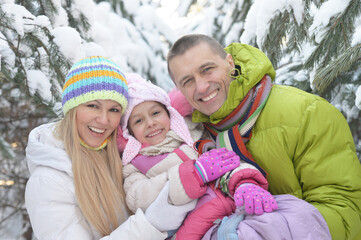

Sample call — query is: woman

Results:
[24,56,196,239]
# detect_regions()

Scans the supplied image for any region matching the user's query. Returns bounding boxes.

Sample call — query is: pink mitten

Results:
[194,148,240,183]
[234,184,278,215]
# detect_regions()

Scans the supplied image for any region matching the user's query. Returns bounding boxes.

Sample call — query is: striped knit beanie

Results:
[62,56,129,115]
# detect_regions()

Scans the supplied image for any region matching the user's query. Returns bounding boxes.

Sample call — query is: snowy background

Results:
[0,0,360,239]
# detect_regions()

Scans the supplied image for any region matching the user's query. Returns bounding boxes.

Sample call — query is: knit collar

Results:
[140,130,184,156]
[80,138,108,151]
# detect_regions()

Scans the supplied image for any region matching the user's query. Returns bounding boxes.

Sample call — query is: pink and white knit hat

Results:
[117,72,194,165]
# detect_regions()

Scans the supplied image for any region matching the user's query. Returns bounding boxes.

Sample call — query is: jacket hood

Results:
[192,43,276,124]
[26,122,73,177]
[118,73,194,165]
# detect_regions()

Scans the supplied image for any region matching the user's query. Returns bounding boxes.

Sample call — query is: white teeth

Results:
[147,129,162,137]
[89,126,105,133]
[201,90,217,102]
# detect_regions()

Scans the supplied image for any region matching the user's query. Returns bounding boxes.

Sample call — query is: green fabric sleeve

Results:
[294,98,361,240]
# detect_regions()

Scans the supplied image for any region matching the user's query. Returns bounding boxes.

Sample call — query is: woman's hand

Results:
[145,182,197,232]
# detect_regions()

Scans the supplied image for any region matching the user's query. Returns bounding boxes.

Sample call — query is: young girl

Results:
[25,56,196,240]
[118,73,277,239]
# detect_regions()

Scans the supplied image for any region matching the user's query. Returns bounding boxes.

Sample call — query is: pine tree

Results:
[0,2,69,238]
[101,0,176,90]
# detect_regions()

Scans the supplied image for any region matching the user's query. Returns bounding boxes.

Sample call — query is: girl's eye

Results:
[153,111,160,116]
[134,119,142,124]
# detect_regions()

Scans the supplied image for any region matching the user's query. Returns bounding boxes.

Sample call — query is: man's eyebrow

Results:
[199,62,214,69]
[178,62,215,83]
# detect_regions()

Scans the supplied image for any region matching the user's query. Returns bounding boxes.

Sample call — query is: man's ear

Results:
[226,53,235,69]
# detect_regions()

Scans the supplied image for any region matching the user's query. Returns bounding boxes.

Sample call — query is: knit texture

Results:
[118,72,194,165]
[62,56,129,115]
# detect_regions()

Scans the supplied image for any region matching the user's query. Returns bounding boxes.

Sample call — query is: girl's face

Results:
[76,99,122,148]
[128,101,170,146]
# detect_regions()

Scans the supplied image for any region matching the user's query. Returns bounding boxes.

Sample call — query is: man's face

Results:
[169,42,235,116]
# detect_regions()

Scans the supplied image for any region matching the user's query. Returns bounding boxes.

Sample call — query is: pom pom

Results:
[168,88,193,116]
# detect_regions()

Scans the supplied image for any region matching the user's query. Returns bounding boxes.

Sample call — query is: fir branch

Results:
[262,5,311,67]
[304,0,360,69]
[312,44,361,93]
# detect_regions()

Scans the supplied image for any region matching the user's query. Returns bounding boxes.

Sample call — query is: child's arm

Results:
[220,163,278,215]
[123,163,169,213]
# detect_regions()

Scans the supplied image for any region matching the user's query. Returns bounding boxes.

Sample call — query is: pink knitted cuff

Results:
[179,160,207,199]
[228,168,268,195]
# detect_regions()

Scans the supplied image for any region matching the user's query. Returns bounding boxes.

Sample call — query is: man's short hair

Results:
[167,34,227,80]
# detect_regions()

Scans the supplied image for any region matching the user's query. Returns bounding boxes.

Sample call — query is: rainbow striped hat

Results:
[62,56,129,115]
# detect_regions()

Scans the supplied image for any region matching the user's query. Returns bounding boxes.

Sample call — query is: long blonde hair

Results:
[54,108,128,236]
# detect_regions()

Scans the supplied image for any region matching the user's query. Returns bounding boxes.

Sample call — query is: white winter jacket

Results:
[25,122,166,240]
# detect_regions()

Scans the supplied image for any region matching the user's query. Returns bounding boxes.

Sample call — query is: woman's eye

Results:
[110,108,120,113]
[86,104,97,108]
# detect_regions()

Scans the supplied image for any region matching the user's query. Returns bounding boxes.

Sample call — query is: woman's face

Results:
[76,99,122,148]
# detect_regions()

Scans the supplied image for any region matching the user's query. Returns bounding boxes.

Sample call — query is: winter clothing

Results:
[120,73,194,165]
[194,75,272,178]
[62,56,129,115]
[120,74,270,240]
[25,122,166,240]
[145,182,197,232]
[234,184,278,215]
[123,120,203,212]
[194,148,240,183]
[195,42,361,239]
[203,194,331,240]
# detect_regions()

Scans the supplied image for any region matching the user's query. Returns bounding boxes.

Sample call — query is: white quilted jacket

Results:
[25,122,165,240]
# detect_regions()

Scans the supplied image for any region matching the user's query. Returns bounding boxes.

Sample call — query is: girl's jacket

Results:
[123,118,268,213]
[25,122,166,240]
[193,43,361,240]
[123,118,268,240]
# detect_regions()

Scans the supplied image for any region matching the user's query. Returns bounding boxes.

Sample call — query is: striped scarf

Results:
[194,75,272,177]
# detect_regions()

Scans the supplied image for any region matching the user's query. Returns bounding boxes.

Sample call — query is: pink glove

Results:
[234,184,278,215]
[194,148,240,183]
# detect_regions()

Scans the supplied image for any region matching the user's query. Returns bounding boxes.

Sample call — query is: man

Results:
[167,34,361,239]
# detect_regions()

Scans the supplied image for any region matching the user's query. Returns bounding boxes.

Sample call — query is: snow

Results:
[26,70,53,103]
[352,20,361,46]
[123,0,140,14]
[48,0,69,27]
[241,0,304,48]
[0,0,359,118]
[309,0,350,43]
[356,86,361,110]
[1,3,34,36]
[51,27,85,62]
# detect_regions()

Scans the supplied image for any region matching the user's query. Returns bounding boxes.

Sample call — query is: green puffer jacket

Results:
[193,43,361,240]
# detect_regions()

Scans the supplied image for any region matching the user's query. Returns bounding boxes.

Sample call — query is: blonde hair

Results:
[54,108,129,236]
